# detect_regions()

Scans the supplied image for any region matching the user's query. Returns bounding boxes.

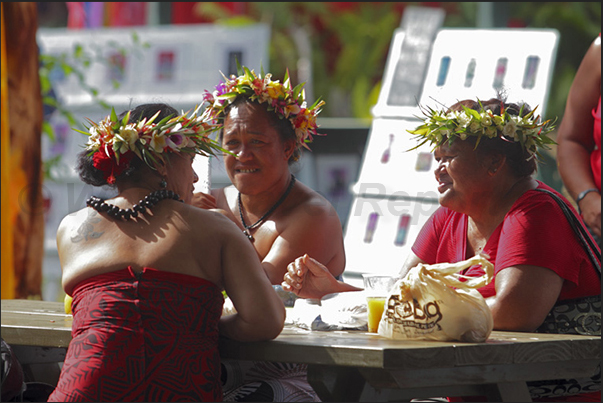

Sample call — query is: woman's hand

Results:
[282,254,361,299]
[191,192,217,209]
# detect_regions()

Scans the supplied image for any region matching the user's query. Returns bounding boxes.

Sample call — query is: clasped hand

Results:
[282,254,362,300]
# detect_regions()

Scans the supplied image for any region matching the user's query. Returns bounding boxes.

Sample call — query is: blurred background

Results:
[34,2,601,120]
[2,2,601,301]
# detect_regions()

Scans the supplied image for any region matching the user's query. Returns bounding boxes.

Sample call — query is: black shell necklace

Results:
[86,189,182,220]
[238,174,296,241]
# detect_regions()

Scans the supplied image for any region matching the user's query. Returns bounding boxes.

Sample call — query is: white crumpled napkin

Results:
[286,291,368,331]
[222,297,236,317]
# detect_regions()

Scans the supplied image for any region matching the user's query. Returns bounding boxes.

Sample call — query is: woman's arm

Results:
[281,227,429,300]
[486,265,564,332]
[219,217,285,341]
[556,36,601,237]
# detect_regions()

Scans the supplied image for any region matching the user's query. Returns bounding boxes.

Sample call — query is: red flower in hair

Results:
[93,148,133,185]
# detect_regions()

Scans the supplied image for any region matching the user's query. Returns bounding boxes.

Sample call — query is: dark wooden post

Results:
[3,2,44,299]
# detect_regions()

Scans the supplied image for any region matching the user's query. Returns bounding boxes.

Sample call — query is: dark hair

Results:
[219,97,301,164]
[448,98,537,177]
[76,103,179,187]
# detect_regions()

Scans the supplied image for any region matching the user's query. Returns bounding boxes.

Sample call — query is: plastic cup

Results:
[362,274,398,333]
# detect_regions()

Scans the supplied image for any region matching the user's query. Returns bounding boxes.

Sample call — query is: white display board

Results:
[371,30,414,119]
[373,7,445,115]
[342,196,439,282]
[372,28,559,119]
[419,29,559,118]
[351,118,439,199]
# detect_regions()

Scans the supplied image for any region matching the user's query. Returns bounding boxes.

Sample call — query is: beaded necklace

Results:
[238,174,296,241]
[86,189,182,220]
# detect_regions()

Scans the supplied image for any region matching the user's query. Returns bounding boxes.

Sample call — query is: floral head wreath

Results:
[407,100,556,159]
[200,64,326,151]
[76,106,226,184]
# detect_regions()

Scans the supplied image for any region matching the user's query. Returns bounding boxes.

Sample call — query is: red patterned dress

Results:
[48,267,224,402]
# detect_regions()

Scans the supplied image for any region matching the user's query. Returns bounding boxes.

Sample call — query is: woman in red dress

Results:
[48,103,285,402]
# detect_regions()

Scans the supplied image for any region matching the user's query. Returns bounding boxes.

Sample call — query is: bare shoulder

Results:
[57,207,85,233]
[289,180,341,224]
[57,207,105,244]
[178,201,242,238]
[273,180,345,277]
[585,35,601,71]
[591,35,601,52]
[276,180,344,246]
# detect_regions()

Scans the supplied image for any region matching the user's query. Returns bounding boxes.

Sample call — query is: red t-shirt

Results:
[412,181,600,301]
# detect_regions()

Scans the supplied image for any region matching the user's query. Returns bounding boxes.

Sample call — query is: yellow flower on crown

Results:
[266,82,284,99]
[493,115,505,128]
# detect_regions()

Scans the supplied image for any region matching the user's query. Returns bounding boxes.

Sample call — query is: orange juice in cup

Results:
[366,296,387,333]
[362,274,398,333]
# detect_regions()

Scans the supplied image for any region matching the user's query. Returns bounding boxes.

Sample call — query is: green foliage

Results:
[440,2,478,27]
[321,4,400,117]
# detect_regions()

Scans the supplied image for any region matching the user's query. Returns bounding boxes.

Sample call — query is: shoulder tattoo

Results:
[71,210,104,243]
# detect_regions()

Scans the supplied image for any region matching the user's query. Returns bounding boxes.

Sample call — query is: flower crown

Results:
[76,106,225,184]
[200,64,326,150]
[407,100,556,159]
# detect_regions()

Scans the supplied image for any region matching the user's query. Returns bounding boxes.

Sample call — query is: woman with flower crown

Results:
[192,66,352,401]
[283,98,601,402]
[47,103,285,402]
[193,66,347,287]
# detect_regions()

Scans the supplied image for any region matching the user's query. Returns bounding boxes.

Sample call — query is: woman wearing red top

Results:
[48,103,285,402]
[283,98,600,402]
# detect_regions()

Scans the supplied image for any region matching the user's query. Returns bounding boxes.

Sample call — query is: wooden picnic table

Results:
[1,299,600,402]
